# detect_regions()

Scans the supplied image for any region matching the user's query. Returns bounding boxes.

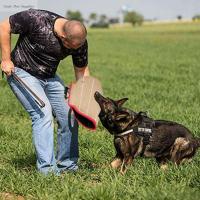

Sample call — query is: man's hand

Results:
[1,60,14,76]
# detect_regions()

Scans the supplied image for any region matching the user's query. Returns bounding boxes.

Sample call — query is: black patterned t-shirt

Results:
[9,9,88,79]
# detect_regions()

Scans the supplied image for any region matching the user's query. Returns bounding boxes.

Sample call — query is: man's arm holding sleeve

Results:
[72,40,89,80]
[74,65,90,80]
[0,9,36,75]
[0,18,14,76]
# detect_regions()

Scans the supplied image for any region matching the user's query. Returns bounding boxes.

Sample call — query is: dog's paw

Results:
[120,168,127,175]
[111,158,122,169]
[160,163,168,171]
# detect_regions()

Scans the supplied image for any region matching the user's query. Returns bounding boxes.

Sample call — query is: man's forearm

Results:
[74,66,90,80]
[0,18,14,76]
[0,19,12,61]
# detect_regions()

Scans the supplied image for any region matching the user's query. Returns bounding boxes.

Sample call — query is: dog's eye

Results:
[107,115,114,125]
[108,116,112,121]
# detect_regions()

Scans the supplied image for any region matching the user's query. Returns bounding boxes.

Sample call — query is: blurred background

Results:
[0,0,200,27]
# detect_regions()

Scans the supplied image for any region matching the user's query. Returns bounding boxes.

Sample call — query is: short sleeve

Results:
[72,40,88,68]
[9,9,36,34]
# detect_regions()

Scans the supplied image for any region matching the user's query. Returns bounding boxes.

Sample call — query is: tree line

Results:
[66,10,200,28]
[66,10,144,28]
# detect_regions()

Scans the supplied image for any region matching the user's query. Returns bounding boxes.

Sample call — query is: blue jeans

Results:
[7,67,79,175]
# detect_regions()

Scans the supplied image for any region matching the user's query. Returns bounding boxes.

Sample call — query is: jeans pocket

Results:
[14,67,31,79]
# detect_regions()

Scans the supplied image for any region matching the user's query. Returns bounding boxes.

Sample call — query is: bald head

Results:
[63,20,87,43]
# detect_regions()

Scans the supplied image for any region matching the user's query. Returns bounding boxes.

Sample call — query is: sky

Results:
[40,0,200,20]
[0,0,200,21]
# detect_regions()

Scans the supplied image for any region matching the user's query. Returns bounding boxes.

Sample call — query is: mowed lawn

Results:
[0,22,200,200]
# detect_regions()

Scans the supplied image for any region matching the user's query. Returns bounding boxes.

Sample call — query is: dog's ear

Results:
[116,98,128,107]
[115,111,129,121]
[138,111,148,117]
[134,111,148,121]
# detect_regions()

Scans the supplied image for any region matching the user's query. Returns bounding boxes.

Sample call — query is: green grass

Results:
[0,22,200,200]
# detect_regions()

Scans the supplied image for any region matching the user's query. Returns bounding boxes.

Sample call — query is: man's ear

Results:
[116,98,128,107]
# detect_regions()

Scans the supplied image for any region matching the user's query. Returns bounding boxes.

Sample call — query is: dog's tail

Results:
[191,137,200,149]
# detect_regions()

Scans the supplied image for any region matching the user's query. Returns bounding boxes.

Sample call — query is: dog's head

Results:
[94,91,136,134]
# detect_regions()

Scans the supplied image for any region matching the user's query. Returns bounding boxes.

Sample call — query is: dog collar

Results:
[117,129,133,136]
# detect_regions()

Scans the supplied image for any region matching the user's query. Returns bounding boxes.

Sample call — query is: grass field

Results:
[0,22,200,200]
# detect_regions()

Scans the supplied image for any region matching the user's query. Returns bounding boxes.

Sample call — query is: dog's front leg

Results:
[111,138,124,169]
[114,137,133,174]
[120,155,133,175]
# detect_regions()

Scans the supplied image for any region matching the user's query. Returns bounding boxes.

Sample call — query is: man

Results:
[0,9,90,175]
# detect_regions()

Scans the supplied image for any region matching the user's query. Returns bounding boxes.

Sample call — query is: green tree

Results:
[124,11,144,26]
[90,13,109,28]
[192,14,200,21]
[99,14,107,23]
[89,13,97,21]
[66,10,84,22]
[177,15,182,20]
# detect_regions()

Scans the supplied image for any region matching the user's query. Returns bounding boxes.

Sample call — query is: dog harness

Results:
[117,115,155,156]
[117,112,155,146]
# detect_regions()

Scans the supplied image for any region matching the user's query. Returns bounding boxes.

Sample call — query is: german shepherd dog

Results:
[94,92,200,174]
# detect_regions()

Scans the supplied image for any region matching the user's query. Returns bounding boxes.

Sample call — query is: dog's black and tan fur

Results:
[94,92,200,174]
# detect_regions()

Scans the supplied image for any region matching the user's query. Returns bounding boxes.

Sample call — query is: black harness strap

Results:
[133,117,154,143]
[114,112,155,156]
[133,115,155,156]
